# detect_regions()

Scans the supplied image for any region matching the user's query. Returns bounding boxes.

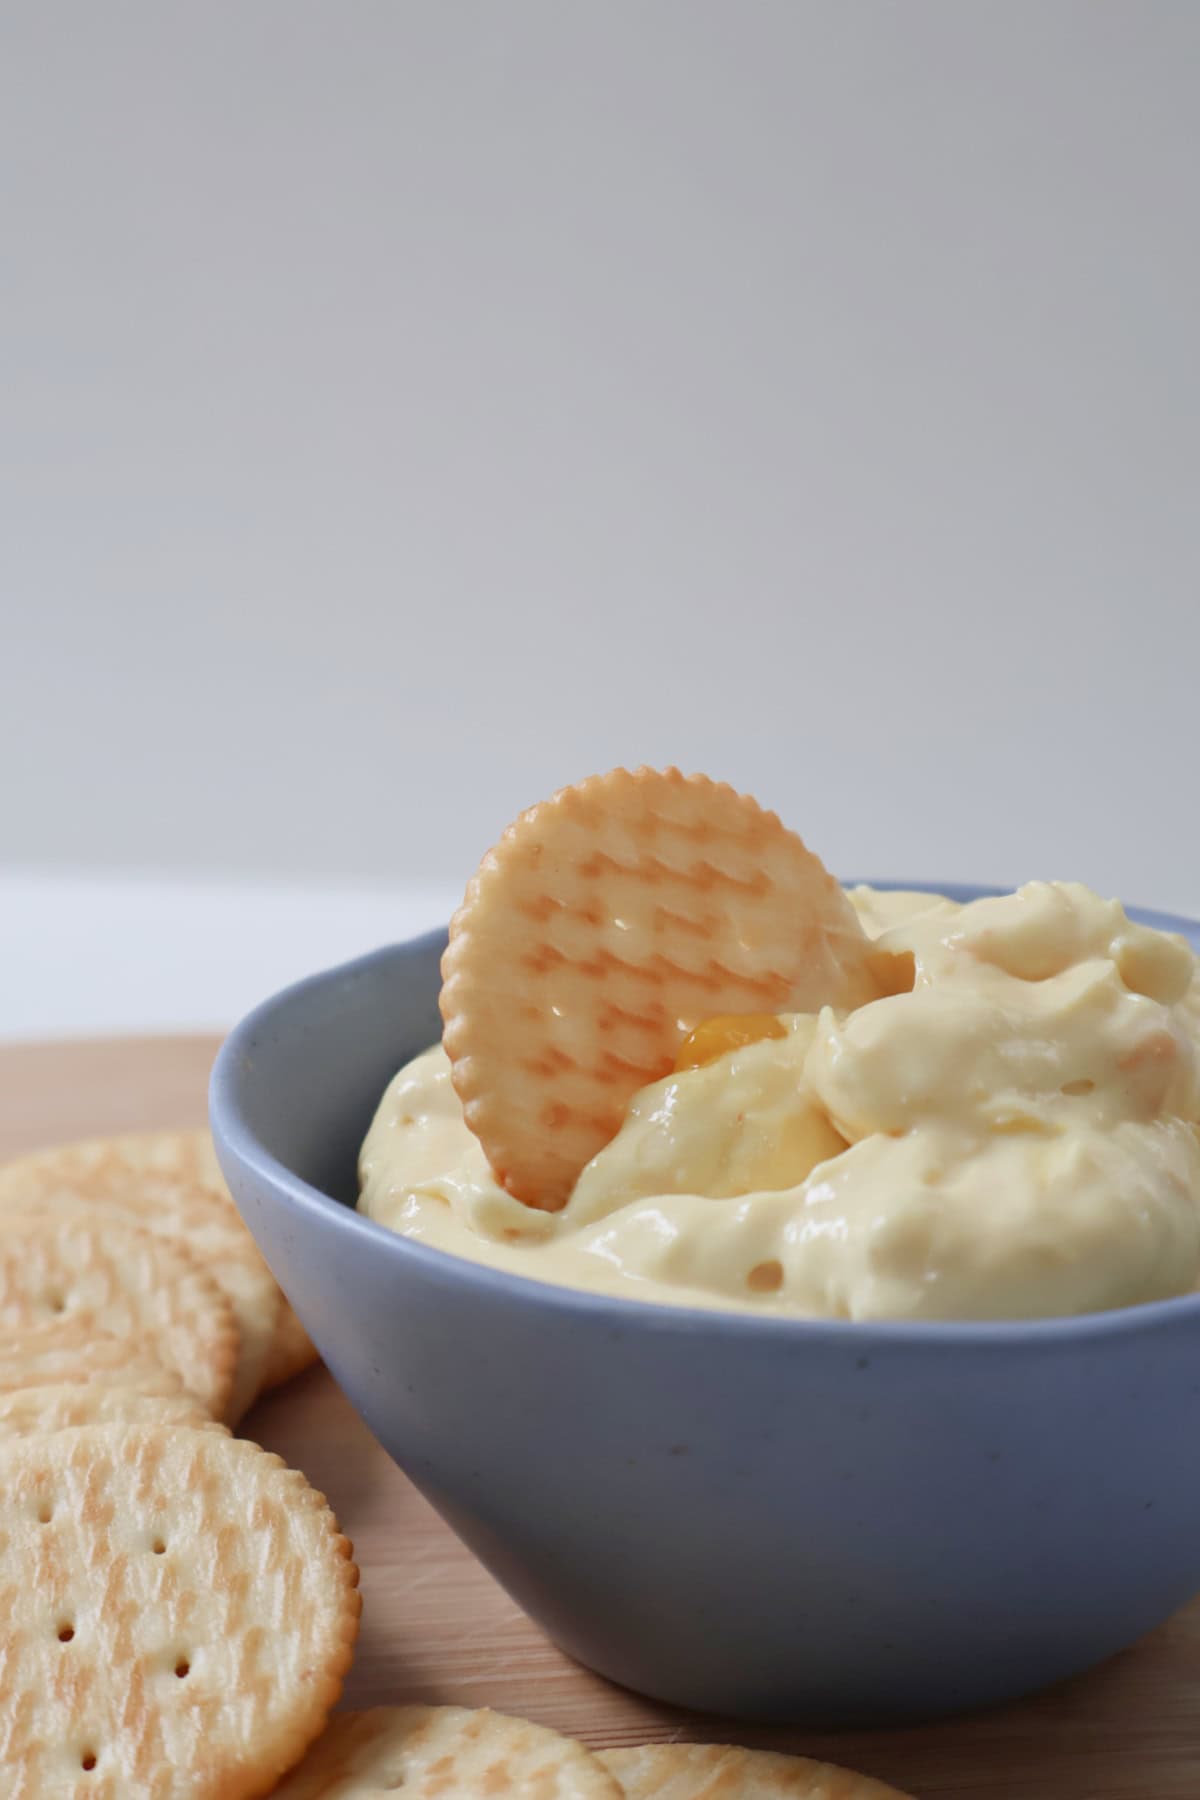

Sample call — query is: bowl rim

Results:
[209,880,1200,1348]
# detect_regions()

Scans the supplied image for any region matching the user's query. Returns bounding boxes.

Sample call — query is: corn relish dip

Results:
[359,883,1200,1323]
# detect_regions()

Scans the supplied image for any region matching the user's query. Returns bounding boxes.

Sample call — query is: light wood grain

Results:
[1,1035,1197,1798]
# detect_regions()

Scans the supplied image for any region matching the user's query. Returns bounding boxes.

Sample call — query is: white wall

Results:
[4,2,1198,913]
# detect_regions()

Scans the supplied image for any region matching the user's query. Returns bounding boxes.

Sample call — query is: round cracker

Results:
[0,1321,183,1398]
[272,1705,623,1799]
[0,1424,361,1799]
[600,1743,914,1799]
[0,1383,226,1441]
[0,1131,286,1419]
[440,767,882,1208]
[0,1218,237,1419]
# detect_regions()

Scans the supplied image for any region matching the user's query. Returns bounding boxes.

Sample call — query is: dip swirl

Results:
[359,884,1200,1322]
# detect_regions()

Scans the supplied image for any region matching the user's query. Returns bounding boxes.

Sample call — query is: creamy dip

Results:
[358,884,1200,1322]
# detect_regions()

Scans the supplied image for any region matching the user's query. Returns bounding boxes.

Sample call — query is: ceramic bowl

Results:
[209,885,1200,1723]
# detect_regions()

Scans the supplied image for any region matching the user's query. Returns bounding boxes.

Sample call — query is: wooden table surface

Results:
[2,1034,1197,1799]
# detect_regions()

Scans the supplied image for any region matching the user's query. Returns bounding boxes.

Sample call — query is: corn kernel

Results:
[674,1013,787,1071]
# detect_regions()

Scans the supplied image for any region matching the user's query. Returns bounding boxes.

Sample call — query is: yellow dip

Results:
[358,884,1200,1322]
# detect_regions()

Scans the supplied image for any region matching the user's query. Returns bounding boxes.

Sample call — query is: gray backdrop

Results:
[4,3,1197,907]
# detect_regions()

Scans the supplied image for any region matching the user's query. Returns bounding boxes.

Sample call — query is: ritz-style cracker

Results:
[0,1424,361,1799]
[440,767,882,1209]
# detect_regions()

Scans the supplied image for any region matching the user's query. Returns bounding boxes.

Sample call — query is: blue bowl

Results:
[209,884,1200,1724]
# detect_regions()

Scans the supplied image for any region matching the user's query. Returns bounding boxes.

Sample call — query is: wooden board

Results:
[1,1034,1197,1798]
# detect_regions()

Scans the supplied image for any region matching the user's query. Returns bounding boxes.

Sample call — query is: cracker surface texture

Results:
[441,767,878,1207]
[0,1218,237,1418]
[0,1131,305,1416]
[0,1383,223,1440]
[600,1743,914,1798]
[272,1704,624,1798]
[0,1322,183,1398]
[0,1424,360,1799]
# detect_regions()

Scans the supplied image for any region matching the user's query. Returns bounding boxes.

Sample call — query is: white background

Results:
[3,3,1198,1038]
